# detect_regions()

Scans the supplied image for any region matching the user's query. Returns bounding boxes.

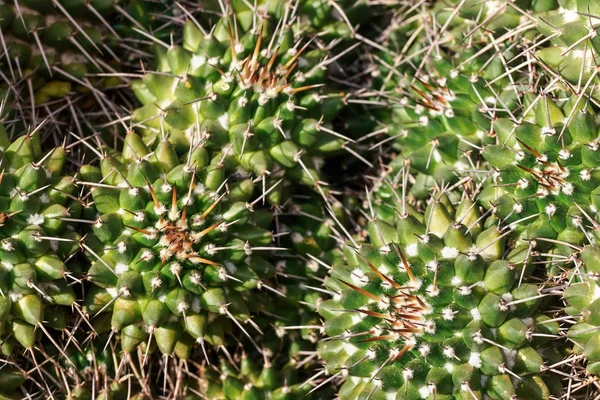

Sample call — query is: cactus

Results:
[4,0,600,398]
[199,342,335,400]
[345,0,571,189]
[22,328,191,398]
[316,169,566,399]
[535,0,600,91]
[130,10,359,194]
[197,295,335,400]
[74,132,287,360]
[0,123,82,350]
[196,245,344,400]
[477,90,599,258]
[490,85,600,388]
[0,0,169,128]
[358,2,535,186]
[0,122,92,398]
[228,0,372,41]
[560,245,600,383]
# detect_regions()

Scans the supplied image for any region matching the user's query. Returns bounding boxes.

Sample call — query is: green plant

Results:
[317,172,565,399]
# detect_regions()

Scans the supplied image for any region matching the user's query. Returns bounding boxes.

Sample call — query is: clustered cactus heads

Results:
[4,0,600,398]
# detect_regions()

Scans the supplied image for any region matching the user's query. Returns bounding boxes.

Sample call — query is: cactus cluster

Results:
[2,0,600,398]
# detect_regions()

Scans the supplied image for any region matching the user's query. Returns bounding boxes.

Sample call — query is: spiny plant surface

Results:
[225,0,372,41]
[315,167,569,400]
[344,0,553,191]
[0,0,173,148]
[198,284,339,400]
[351,0,600,188]
[75,132,288,362]
[534,0,600,92]
[130,8,365,195]
[0,121,85,397]
[324,1,600,396]
[479,84,600,396]
[7,0,600,399]
[560,244,600,397]
[478,92,599,252]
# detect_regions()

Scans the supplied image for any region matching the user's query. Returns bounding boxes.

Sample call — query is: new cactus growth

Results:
[130,10,356,193]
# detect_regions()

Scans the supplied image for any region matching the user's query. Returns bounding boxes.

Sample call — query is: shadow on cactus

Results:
[0,122,85,396]
[0,0,172,130]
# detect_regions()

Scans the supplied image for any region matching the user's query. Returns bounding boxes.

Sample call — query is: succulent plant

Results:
[74,132,286,361]
[560,245,600,382]
[351,0,539,187]
[487,76,600,390]
[0,123,82,350]
[0,121,97,399]
[535,0,600,91]
[4,0,600,399]
[197,292,335,400]
[199,343,331,400]
[230,0,372,41]
[0,0,171,134]
[316,168,566,399]
[130,10,359,194]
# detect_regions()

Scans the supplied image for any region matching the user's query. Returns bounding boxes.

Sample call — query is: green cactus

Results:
[4,0,600,399]
[0,123,82,350]
[505,91,600,385]
[561,245,600,378]
[0,368,26,399]
[317,173,565,399]
[75,132,284,359]
[130,11,355,194]
[535,0,600,89]
[0,122,94,398]
[343,0,567,190]
[0,0,169,123]
[200,345,333,400]
[59,340,150,399]
[363,5,524,183]
[24,328,178,398]
[228,0,372,41]
[196,272,340,400]
[197,291,333,400]
[477,90,600,267]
